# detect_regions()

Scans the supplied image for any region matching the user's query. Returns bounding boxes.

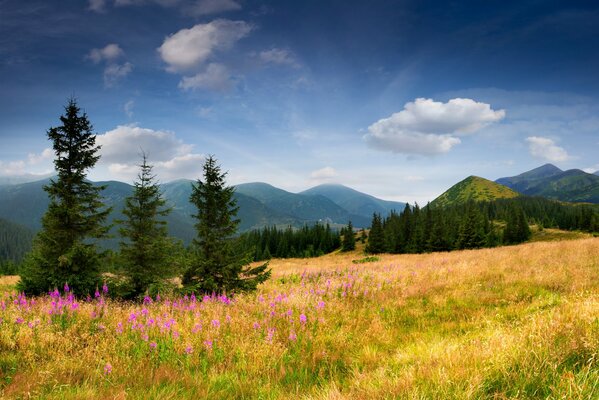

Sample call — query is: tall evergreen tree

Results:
[19,99,110,294]
[366,213,386,254]
[341,221,356,251]
[183,155,270,294]
[118,154,175,298]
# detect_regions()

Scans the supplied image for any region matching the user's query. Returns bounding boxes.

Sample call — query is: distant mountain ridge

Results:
[431,176,519,208]
[496,164,599,203]
[0,179,401,251]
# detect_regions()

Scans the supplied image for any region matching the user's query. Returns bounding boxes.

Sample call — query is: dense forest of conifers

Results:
[236,224,341,261]
[365,196,599,255]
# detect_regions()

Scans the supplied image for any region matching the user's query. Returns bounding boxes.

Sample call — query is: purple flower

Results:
[253,322,260,330]
[185,345,193,355]
[289,331,297,341]
[63,283,70,293]
[104,363,112,375]
[149,342,157,349]
[211,319,220,328]
[316,301,325,309]
[299,314,307,324]
[143,296,152,305]
[94,289,101,299]
[102,282,108,294]
[204,339,213,350]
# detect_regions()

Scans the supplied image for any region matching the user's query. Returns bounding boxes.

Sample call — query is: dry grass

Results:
[1,238,598,399]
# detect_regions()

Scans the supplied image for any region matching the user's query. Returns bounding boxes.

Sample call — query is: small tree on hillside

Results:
[341,221,356,252]
[118,154,176,298]
[19,99,110,294]
[183,155,270,294]
[366,213,386,254]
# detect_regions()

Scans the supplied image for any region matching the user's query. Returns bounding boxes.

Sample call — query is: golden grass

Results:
[1,238,598,399]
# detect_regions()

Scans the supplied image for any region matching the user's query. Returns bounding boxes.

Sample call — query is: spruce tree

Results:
[19,99,110,295]
[183,155,270,294]
[366,213,386,254]
[118,154,175,298]
[341,221,356,252]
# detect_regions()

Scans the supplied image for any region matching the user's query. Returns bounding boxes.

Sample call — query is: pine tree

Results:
[341,221,356,251]
[118,154,175,298]
[359,228,367,244]
[19,99,110,295]
[366,213,386,254]
[183,155,270,294]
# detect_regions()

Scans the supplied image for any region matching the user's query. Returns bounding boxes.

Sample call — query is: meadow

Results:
[1,238,598,399]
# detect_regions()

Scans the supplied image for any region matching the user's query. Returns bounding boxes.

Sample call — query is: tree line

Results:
[18,100,270,299]
[365,198,599,254]
[236,224,341,261]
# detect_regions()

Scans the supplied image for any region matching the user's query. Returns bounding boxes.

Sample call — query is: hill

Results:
[496,164,599,203]
[300,183,406,218]
[0,217,34,262]
[431,175,520,208]
[235,182,371,227]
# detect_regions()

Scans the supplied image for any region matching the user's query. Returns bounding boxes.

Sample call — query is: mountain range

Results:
[0,179,406,248]
[495,164,599,203]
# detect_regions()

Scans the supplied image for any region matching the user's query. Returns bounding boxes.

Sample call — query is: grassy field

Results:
[1,238,598,399]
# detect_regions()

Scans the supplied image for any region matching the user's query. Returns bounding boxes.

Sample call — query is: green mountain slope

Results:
[0,217,34,262]
[431,176,520,208]
[300,184,406,218]
[496,165,599,203]
[235,182,371,226]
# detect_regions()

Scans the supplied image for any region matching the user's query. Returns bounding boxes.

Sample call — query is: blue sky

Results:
[1,0,598,203]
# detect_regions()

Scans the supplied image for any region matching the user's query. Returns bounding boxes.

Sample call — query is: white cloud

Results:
[104,62,133,87]
[186,0,241,16]
[582,164,599,174]
[310,166,338,182]
[124,100,134,118]
[88,0,107,12]
[96,125,204,181]
[259,48,299,68]
[158,20,252,72]
[0,148,54,177]
[87,44,124,64]
[178,63,232,91]
[365,97,505,155]
[525,136,571,162]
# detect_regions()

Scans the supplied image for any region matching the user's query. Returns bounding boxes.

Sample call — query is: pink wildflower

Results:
[104,363,112,375]
[299,314,307,324]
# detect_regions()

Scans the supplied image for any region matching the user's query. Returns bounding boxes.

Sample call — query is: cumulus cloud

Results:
[88,0,107,12]
[365,98,505,155]
[158,20,252,72]
[95,125,204,181]
[0,148,54,177]
[525,136,570,162]
[87,44,124,63]
[178,63,232,91]
[310,166,338,183]
[87,44,132,87]
[259,48,299,68]
[103,62,133,87]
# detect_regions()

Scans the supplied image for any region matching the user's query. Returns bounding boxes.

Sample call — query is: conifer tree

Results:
[183,155,270,293]
[341,221,356,251]
[19,99,110,294]
[118,154,175,298]
[366,213,386,254]
[359,228,367,244]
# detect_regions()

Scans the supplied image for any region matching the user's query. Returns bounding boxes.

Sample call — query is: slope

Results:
[431,176,520,208]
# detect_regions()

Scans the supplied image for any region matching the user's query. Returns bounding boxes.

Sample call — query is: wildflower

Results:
[15,317,23,324]
[266,327,276,343]
[204,339,213,350]
[149,342,157,349]
[289,331,297,341]
[156,294,161,302]
[299,314,307,324]
[116,322,123,334]
[185,345,193,355]
[94,289,101,298]
[143,296,152,305]
[104,363,112,375]
[226,315,231,323]
[63,283,70,293]
[192,323,202,333]
[172,330,180,339]
[316,301,325,309]
[211,319,220,328]
[102,282,108,294]
[253,322,260,330]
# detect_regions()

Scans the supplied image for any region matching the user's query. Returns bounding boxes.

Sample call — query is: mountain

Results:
[431,176,520,208]
[0,173,55,186]
[235,182,371,227]
[0,217,34,262]
[300,183,406,218]
[496,165,599,203]
[594,171,599,176]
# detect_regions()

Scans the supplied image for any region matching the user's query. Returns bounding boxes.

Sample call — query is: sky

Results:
[1,0,598,204]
